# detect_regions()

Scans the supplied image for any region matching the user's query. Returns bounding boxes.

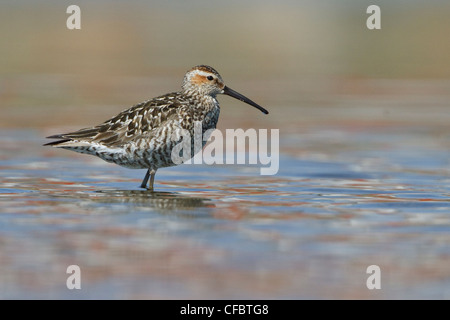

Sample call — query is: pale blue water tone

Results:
[1,0,450,300]
[1,125,450,299]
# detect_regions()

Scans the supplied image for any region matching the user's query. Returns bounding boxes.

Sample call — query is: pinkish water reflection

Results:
[2,1,450,298]
[1,121,450,299]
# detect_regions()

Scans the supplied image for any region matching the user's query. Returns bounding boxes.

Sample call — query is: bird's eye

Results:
[207,76,214,81]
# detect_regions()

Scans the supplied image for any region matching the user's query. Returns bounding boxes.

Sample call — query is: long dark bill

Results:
[223,86,269,115]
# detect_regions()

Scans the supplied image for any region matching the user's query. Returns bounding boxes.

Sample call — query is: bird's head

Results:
[182,65,268,114]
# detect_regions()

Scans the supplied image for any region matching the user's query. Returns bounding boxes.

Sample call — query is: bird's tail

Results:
[43,134,71,146]
[43,134,92,148]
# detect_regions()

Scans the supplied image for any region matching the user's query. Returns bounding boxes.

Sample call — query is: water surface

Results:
[1,121,450,299]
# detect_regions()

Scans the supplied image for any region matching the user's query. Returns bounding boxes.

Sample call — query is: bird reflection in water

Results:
[93,189,214,215]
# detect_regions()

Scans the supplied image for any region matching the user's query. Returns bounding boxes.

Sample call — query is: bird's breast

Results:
[190,99,220,131]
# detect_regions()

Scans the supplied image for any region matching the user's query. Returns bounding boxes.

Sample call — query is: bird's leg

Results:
[148,169,156,191]
[140,169,150,189]
[140,169,157,191]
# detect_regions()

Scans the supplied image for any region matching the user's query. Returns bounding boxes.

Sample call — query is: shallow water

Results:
[2,0,450,300]
[1,122,450,299]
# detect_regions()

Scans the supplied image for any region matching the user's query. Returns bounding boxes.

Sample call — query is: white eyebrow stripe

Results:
[195,70,214,78]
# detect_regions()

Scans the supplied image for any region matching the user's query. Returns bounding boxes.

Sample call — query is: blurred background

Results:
[1,0,450,299]
[1,0,449,131]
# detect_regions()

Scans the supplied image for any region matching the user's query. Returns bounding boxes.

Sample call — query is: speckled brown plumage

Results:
[45,65,268,191]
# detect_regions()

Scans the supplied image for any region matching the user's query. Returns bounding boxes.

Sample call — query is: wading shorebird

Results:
[44,65,268,191]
